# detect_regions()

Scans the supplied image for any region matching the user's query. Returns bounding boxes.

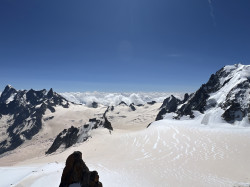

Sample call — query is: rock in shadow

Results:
[59,151,102,187]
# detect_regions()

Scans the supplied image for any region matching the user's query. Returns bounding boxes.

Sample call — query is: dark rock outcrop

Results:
[0,85,17,104]
[118,101,128,106]
[102,107,113,131]
[59,151,102,187]
[129,103,136,111]
[92,102,98,108]
[46,126,79,154]
[103,117,113,131]
[46,107,113,154]
[136,104,144,107]
[222,102,244,123]
[0,85,70,155]
[182,93,190,103]
[156,95,181,121]
[160,95,181,110]
[155,108,167,121]
[220,79,250,122]
[147,101,156,105]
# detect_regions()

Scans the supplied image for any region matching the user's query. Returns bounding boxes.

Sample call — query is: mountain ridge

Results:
[0,86,71,155]
[155,64,250,126]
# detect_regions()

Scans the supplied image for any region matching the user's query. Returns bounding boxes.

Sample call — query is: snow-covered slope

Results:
[1,121,250,187]
[0,85,163,157]
[45,101,162,154]
[156,64,250,126]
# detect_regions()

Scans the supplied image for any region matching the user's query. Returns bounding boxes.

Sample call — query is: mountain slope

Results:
[0,85,71,155]
[156,64,250,126]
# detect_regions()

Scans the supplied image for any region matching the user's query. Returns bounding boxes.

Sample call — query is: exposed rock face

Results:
[147,101,156,105]
[46,126,79,154]
[156,95,182,121]
[129,103,136,111]
[46,107,113,154]
[182,93,190,103]
[91,102,98,108]
[0,85,70,155]
[103,107,113,131]
[136,104,144,107]
[59,151,102,187]
[118,101,128,106]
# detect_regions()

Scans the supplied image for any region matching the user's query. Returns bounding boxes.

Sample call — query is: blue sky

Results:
[0,0,250,92]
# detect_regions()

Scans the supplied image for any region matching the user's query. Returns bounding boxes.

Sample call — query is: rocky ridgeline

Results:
[46,101,143,154]
[155,64,250,124]
[0,85,70,155]
[46,108,113,154]
[155,94,189,121]
[59,151,102,187]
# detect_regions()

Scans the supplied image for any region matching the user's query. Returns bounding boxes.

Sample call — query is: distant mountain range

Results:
[0,86,70,154]
[0,64,249,156]
[60,91,183,106]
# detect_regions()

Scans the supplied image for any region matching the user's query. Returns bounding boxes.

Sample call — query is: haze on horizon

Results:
[0,0,250,92]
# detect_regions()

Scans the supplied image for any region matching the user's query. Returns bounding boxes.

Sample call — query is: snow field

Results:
[4,121,250,187]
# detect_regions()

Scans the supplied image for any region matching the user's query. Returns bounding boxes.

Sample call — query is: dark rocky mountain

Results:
[91,101,98,108]
[46,107,113,154]
[119,101,128,106]
[147,101,156,105]
[156,94,189,121]
[59,151,102,187]
[0,85,70,155]
[155,64,250,125]
[46,126,80,154]
[129,103,136,111]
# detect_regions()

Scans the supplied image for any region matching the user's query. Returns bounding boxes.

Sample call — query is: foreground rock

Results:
[60,151,102,187]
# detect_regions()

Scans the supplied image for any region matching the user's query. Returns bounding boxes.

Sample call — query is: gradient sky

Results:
[0,0,250,92]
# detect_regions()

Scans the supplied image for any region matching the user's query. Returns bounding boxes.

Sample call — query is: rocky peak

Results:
[156,95,182,121]
[183,93,189,103]
[160,95,181,109]
[91,101,98,108]
[26,89,46,105]
[0,85,17,104]
[129,103,136,111]
[155,64,250,125]
[0,85,71,155]
[119,101,128,106]
[47,88,54,98]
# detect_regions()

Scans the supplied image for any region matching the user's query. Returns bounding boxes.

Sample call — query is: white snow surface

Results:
[1,120,250,187]
[60,92,184,106]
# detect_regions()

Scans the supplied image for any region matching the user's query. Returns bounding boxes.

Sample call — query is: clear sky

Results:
[0,0,250,92]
